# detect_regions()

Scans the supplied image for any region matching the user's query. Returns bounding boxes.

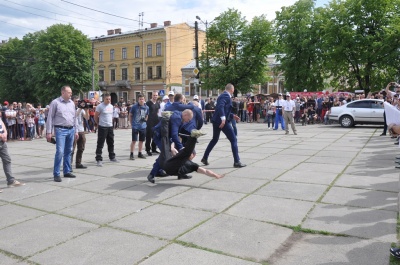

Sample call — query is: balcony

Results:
[115,80,131,89]
[98,81,108,87]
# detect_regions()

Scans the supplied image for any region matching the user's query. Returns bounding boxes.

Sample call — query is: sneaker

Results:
[191,129,206,138]
[390,247,400,259]
[110,158,120,163]
[138,153,146,159]
[96,161,103,167]
[8,180,25,188]
[146,151,153,156]
[162,111,173,119]
[130,154,135,160]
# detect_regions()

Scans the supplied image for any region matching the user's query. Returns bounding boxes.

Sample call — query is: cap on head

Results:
[168,91,174,96]
[286,92,290,97]
[3,101,9,105]
[193,95,199,100]
[278,93,282,96]
[162,95,169,100]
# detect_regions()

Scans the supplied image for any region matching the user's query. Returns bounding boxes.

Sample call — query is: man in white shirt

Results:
[282,92,297,135]
[273,93,285,130]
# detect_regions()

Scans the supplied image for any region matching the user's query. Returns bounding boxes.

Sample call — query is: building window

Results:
[147,66,153,79]
[147,44,152,57]
[99,51,103,62]
[122,48,127,59]
[99,70,104,81]
[122,68,128,80]
[156,66,162,79]
[156,43,161,56]
[135,67,140,80]
[135,46,140,58]
[110,69,115,81]
[110,49,115,60]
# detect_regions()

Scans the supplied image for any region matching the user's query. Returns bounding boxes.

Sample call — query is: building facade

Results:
[92,22,205,103]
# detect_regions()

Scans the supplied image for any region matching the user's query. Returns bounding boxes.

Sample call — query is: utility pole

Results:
[194,21,200,96]
[91,41,95,92]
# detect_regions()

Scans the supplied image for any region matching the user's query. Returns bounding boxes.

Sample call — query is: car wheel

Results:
[339,115,354,128]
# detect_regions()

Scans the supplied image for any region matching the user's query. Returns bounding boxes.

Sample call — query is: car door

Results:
[346,101,371,122]
[370,100,384,123]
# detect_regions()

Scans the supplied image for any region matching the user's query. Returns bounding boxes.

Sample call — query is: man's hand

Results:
[219,120,226,129]
[233,115,240,122]
[75,133,79,140]
[1,134,7,142]
[46,133,52,143]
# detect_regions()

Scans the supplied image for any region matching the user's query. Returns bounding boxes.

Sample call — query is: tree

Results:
[320,0,400,93]
[199,9,275,95]
[275,0,325,92]
[32,24,92,104]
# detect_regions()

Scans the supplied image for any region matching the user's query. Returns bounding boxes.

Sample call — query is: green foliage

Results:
[0,24,92,104]
[199,8,274,94]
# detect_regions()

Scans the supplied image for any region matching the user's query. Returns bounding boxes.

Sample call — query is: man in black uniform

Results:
[145,91,160,156]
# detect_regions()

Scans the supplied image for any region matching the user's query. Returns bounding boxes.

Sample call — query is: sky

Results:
[0,0,331,40]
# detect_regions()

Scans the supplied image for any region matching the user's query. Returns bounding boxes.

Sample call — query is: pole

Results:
[194,21,199,79]
[205,20,209,98]
[91,41,95,92]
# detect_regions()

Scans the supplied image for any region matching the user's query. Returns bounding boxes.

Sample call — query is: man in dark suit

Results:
[201,83,246,168]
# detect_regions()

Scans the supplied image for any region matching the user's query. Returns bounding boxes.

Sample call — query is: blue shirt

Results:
[130,103,149,130]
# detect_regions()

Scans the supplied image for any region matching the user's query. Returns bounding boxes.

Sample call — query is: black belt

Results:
[54,125,73,129]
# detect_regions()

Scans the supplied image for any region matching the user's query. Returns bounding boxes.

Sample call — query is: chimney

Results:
[150,23,157,28]
[107,29,115,35]
[114,28,121,34]
[164,21,171,27]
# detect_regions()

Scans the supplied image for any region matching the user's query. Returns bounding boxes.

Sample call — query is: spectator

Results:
[129,94,148,160]
[112,104,120,129]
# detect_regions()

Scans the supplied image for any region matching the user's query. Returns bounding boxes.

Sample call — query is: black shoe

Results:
[390,247,400,259]
[76,164,87,169]
[380,133,386,136]
[147,151,153,156]
[138,153,146,159]
[70,169,73,172]
[147,174,155,183]
[130,154,135,160]
[64,173,76,178]
[152,150,160,154]
[201,158,209,165]
[54,176,62,182]
[178,174,192,180]
[395,142,399,145]
[157,170,168,177]
[233,162,247,168]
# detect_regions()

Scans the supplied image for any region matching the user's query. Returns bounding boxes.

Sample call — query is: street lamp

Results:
[196,16,210,98]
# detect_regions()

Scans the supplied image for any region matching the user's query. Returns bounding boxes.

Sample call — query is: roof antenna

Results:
[139,12,144,30]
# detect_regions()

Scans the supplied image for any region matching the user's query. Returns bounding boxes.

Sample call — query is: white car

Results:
[329,99,384,128]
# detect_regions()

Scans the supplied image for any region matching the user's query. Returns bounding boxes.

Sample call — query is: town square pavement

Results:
[0,121,398,265]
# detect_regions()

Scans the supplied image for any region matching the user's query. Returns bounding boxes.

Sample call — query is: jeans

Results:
[18,124,24,138]
[267,114,275,128]
[53,127,75,177]
[274,110,285,130]
[241,110,247,122]
[95,126,115,161]
[29,127,35,139]
[0,142,14,184]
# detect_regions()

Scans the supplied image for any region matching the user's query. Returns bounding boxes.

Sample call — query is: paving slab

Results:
[293,162,347,174]
[316,150,359,158]
[0,214,98,257]
[0,204,46,229]
[277,170,338,185]
[251,159,302,169]
[322,186,397,211]
[226,194,314,226]
[179,214,293,262]
[110,204,214,239]
[164,188,245,213]
[343,165,398,178]
[302,204,397,242]
[58,195,151,224]
[200,176,267,193]
[226,167,286,180]
[270,233,390,265]
[255,181,327,201]
[0,252,29,265]
[29,227,167,265]
[73,177,140,194]
[16,188,101,212]
[0,182,61,202]
[140,243,258,265]
[335,174,399,192]
[44,174,106,187]
[113,182,191,202]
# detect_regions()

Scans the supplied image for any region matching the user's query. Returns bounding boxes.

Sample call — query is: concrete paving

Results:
[0,122,398,264]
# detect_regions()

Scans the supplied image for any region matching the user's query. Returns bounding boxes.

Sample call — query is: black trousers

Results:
[95,126,115,161]
[145,125,157,152]
[163,136,198,176]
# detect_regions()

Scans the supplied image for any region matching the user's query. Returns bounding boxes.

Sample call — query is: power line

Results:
[61,0,152,25]
[0,3,107,30]
[0,20,40,32]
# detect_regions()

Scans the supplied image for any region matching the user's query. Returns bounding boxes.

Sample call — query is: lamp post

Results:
[196,16,209,98]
